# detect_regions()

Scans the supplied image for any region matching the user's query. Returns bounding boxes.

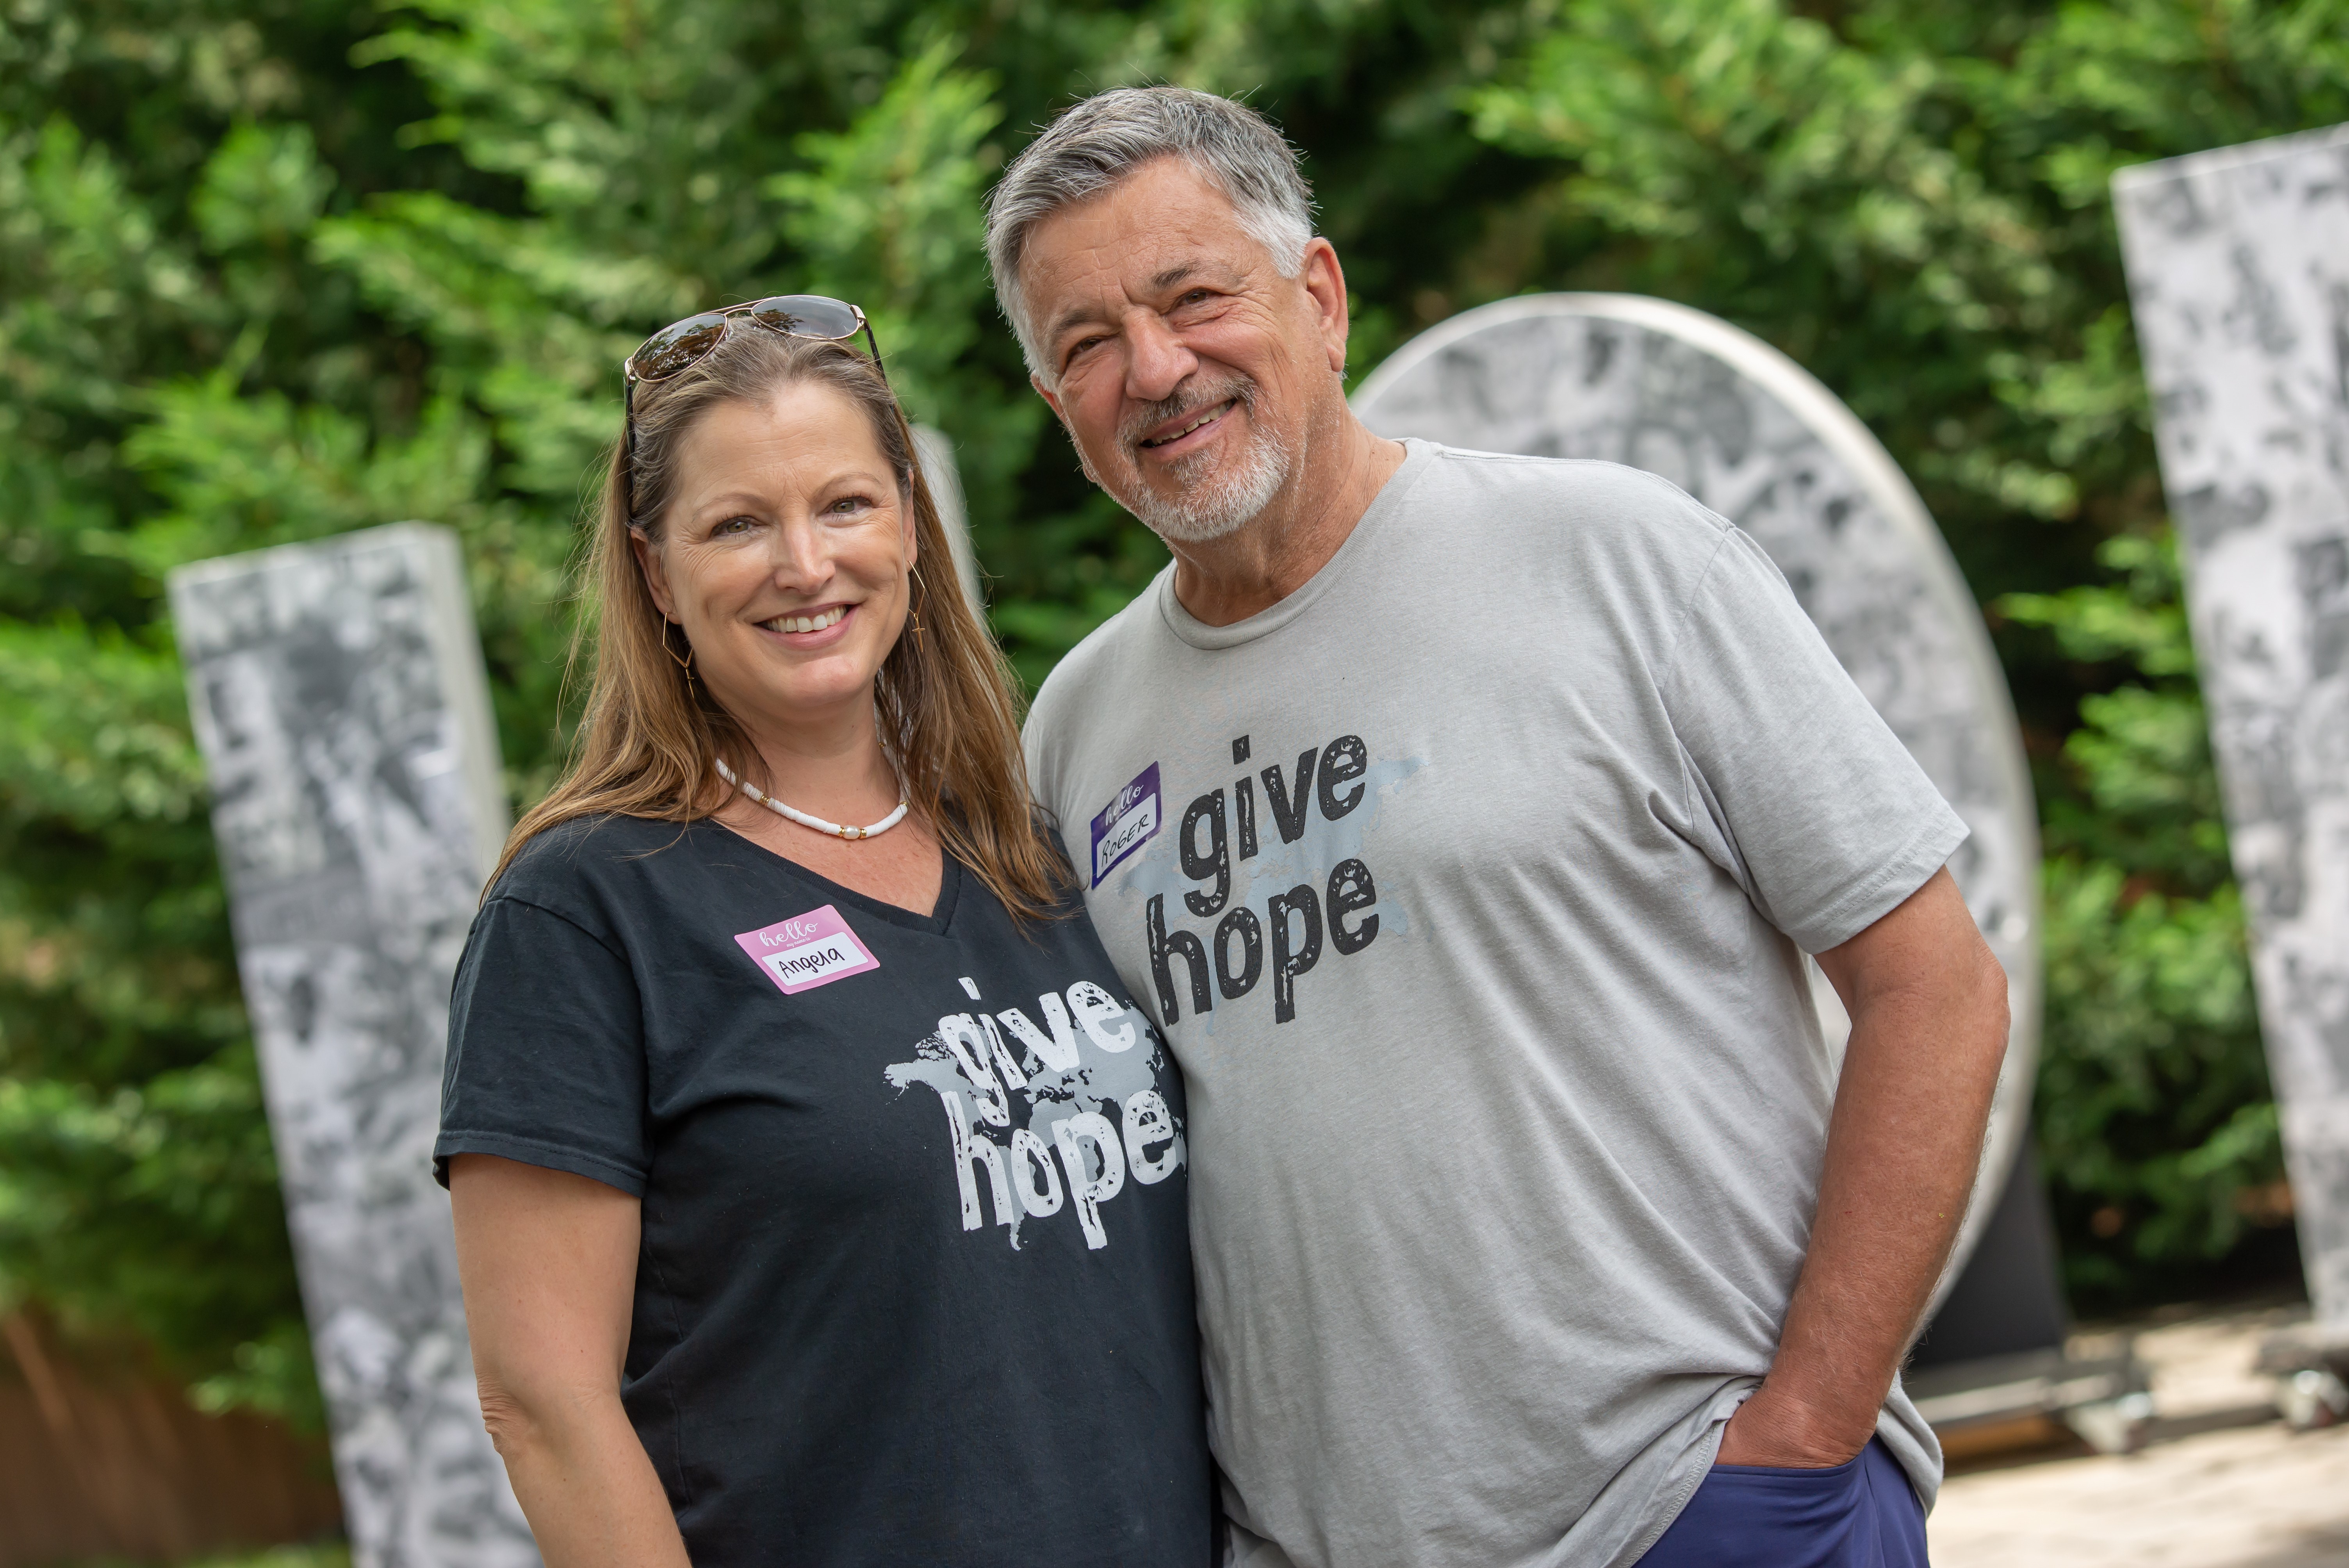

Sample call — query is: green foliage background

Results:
[3,0,2334,1422]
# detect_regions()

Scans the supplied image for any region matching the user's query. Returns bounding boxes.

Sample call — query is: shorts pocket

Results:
[1686,1450,1867,1540]
[1637,1440,1918,1568]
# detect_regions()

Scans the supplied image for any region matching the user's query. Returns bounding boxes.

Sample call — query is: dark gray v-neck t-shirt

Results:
[1023,442,1967,1568]
[437,816,1214,1566]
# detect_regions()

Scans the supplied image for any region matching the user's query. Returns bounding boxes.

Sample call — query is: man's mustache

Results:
[1119,377,1256,453]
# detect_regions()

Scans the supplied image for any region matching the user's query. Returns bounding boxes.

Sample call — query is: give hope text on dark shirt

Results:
[436,815,1213,1566]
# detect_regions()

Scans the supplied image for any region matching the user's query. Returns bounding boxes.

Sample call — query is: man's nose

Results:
[1123,312,1198,404]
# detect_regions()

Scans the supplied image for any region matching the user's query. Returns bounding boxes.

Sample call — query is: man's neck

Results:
[1167,413,1408,627]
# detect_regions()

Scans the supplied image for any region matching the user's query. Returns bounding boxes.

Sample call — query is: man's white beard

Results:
[1091,387,1293,544]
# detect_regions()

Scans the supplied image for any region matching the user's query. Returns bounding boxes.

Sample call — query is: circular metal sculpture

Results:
[1353,293,2041,1299]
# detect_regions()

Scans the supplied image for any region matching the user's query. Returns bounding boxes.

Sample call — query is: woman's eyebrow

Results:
[690,489,773,513]
[692,472,891,511]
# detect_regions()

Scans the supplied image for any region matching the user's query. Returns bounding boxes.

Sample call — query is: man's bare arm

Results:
[1716,866,2010,1466]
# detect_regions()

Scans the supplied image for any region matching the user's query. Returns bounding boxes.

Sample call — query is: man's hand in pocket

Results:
[1715,1384,1870,1469]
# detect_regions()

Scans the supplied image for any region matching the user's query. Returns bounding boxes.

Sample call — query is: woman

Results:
[436,297,1212,1565]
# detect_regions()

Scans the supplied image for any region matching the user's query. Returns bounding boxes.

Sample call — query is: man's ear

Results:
[629,529,680,622]
[1031,370,1068,425]
[1299,237,1351,375]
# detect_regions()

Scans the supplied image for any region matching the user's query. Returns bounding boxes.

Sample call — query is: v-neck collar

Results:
[704,818,964,937]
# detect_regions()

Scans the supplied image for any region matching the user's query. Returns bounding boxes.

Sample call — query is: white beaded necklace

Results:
[715,757,909,842]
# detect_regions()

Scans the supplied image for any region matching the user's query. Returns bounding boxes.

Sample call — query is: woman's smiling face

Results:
[633,380,915,738]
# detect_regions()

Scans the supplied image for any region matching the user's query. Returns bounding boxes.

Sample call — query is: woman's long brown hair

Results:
[490,327,1067,921]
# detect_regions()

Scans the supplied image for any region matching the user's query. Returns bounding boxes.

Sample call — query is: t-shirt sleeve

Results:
[1658,524,1969,953]
[435,895,650,1196]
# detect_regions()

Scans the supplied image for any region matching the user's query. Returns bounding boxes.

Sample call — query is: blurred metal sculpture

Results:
[1354,295,2153,1450]
[2115,126,2349,1422]
[170,524,537,1567]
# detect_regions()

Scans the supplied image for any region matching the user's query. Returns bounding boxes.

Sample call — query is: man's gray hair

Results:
[985,86,1317,378]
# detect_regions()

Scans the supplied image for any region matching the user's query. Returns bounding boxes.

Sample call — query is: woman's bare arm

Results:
[450,1154,692,1566]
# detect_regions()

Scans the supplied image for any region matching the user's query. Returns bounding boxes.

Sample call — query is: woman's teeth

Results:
[766,606,846,634]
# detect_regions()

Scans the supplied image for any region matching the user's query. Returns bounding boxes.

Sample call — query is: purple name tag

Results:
[1089,763,1161,888]
[734,904,879,995]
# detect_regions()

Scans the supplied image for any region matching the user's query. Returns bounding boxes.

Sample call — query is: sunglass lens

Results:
[747,295,862,340]
[632,312,731,380]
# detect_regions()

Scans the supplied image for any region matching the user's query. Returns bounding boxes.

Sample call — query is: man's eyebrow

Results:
[1045,301,1107,349]
[1043,260,1244,349]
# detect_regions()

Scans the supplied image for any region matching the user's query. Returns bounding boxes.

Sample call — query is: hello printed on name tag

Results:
[1091,762,1161,888]
[735,904,879,995]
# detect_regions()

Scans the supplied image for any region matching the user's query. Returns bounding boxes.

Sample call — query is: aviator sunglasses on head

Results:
[623,294,882,388]
[621,294,885,518]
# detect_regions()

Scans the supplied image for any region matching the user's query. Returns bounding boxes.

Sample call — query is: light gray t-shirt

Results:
[1023,441,1968,1568]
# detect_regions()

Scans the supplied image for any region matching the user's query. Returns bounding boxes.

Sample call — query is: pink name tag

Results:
[734,904,880,995]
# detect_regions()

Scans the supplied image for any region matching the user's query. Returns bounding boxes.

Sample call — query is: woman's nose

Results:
[763,517,833,589]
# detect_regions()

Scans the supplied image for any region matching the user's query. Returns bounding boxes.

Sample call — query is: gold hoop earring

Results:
[907,563,924,641]
[665,621,695,679]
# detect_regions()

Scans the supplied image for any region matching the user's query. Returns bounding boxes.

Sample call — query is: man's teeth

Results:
[767,607,847,634]
[1144,401,1232,446]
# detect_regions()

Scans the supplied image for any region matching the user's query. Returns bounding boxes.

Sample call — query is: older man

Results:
[994,87,2007,1568]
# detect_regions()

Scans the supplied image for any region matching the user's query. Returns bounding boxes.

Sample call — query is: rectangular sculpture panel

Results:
[2114,127,2349,1334]
[170,524,537,1566]
[913,423,986,610]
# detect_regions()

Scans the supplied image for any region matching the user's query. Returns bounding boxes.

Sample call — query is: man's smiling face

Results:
[1020,157,1344,543]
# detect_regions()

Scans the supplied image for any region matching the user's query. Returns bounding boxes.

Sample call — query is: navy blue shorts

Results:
[1635,1437,1928,1568]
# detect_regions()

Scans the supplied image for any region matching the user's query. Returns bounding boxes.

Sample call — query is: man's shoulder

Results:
[1403,446,1742,618]
[1418,444,1731,547]
[1026,564,1175,747]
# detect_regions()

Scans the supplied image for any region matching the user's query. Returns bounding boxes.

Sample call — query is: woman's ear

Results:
[629,529,680,622]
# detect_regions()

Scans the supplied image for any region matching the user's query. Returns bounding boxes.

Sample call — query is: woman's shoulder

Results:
[485,812,702,912]
[1034,820,1085,909]
[952,815,1091,930]
[993,799,1084,896]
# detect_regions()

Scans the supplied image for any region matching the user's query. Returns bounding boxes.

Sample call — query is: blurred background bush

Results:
[2,0,2340,1432]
